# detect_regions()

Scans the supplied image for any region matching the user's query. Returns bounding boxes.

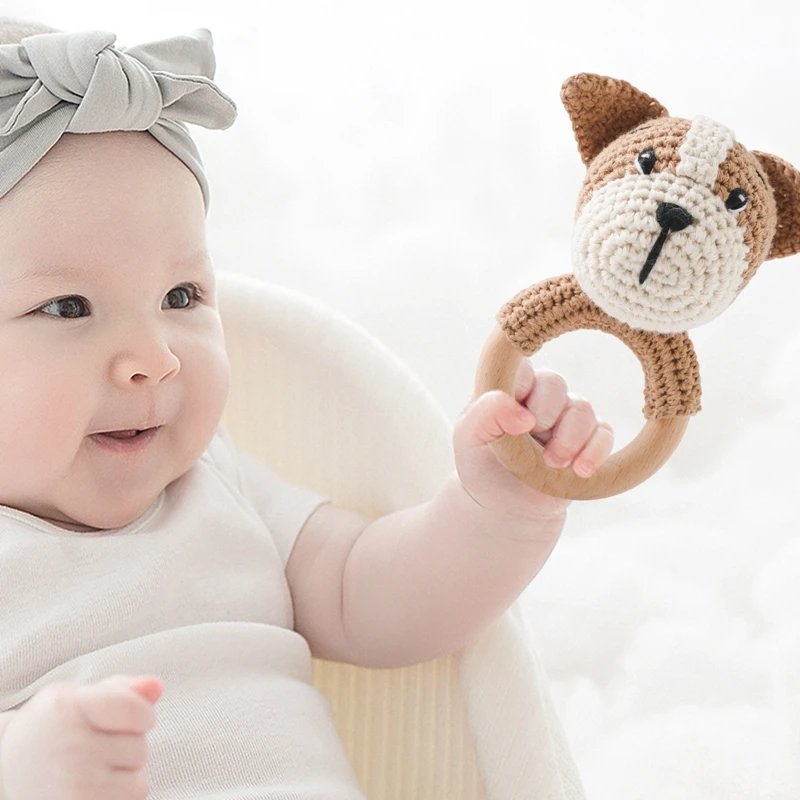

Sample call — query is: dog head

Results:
[563,74,800,334]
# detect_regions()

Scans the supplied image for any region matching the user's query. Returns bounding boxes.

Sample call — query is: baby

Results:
[0,19,614,800]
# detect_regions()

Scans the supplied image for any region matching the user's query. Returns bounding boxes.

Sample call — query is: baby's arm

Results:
[286,362,613,668]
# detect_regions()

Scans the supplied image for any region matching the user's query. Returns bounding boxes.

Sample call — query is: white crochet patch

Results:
[572,172,749,333]
[676,116,736,189]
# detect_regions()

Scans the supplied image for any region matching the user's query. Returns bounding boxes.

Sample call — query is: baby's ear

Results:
[753,151,800,260]
[561,74,668,165]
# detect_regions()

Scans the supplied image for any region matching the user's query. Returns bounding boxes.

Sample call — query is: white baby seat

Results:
[217,271,586,800]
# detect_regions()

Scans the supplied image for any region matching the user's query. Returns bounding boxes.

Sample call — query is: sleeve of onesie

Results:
[208,424,329,567]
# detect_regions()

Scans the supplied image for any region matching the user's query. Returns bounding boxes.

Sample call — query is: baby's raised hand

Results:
[0,675,161,800]
[454,359,614,520]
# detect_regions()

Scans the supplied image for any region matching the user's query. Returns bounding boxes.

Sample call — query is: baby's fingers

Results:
[101,732,150,772]
[127,676,163,705]
[572,422,614,478]
[75,676,160,735]
[515,368,570,441]
[541,394,602,470]
[456,390,536,450]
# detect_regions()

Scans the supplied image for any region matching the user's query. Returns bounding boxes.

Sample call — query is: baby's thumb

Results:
[456,390,536,451]
[125,675,163,705]
[74,675,162,733]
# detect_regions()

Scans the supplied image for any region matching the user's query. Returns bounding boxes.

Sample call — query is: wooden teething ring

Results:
[475,275,702,500]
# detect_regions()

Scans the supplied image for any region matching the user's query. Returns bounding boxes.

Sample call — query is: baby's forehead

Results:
[2,131,201,211]
[0,132,207,261]
[12,130,163,180]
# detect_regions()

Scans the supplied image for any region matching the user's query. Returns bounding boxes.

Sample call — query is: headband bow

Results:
[0,28,237,210]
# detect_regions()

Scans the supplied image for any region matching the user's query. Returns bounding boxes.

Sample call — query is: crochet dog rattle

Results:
[476,73,800,500]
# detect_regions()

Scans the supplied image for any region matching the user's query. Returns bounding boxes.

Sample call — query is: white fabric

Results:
[217,271,587,800]
[0,426,366,799]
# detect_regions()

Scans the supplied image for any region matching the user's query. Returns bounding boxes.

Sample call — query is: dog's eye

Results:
[635,149,656,175]
[725,188,748,212]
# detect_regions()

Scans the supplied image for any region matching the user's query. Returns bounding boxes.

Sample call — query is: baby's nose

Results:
[110,334,180,386]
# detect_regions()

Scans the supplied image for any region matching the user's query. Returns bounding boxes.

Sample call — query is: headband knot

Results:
[0,28,237,210]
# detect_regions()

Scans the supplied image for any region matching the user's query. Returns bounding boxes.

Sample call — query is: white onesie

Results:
[0,425,368,799]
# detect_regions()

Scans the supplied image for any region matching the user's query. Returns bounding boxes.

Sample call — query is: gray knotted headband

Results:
[0,28,237,211]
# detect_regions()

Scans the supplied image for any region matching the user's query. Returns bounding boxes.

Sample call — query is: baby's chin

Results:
[47,489,165,532]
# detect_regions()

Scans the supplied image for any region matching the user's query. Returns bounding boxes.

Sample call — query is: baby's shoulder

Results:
[197,425,326,565]
[199,424,285,502]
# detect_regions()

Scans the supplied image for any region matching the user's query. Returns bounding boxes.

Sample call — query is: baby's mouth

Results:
[101,429,148,439]
[89,426,162,453]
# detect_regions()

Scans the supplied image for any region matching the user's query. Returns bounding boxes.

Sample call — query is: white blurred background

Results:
[8,1,800,797]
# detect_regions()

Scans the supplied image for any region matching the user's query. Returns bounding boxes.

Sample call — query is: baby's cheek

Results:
[187,322,229,396]
[0,360,89,490]
[177,334,230,459]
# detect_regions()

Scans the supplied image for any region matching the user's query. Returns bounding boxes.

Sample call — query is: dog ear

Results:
[561,74,669,165]
[753,151,800,260]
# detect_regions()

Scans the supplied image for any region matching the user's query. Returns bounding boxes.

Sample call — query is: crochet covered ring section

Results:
[476,275,698,499]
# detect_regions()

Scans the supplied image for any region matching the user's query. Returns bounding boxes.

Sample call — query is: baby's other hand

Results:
[0,675,162,800]
[454,359,614,520]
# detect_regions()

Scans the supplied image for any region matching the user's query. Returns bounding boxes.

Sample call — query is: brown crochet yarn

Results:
[752,150,800,259]
[561,74,668,166]
[497,275,702,420]
[576,117,691,212]
[715,143,778,284]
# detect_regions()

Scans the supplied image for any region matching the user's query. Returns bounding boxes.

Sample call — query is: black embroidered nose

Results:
[639,203,695,284]
[656,202,693,233]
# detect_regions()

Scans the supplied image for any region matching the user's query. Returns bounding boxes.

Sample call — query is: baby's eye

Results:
[163,283,203,310]
[635,149,656,175]
[36,296,90,319]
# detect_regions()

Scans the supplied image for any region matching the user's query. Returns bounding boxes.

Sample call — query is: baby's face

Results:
[0,131,230,531]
